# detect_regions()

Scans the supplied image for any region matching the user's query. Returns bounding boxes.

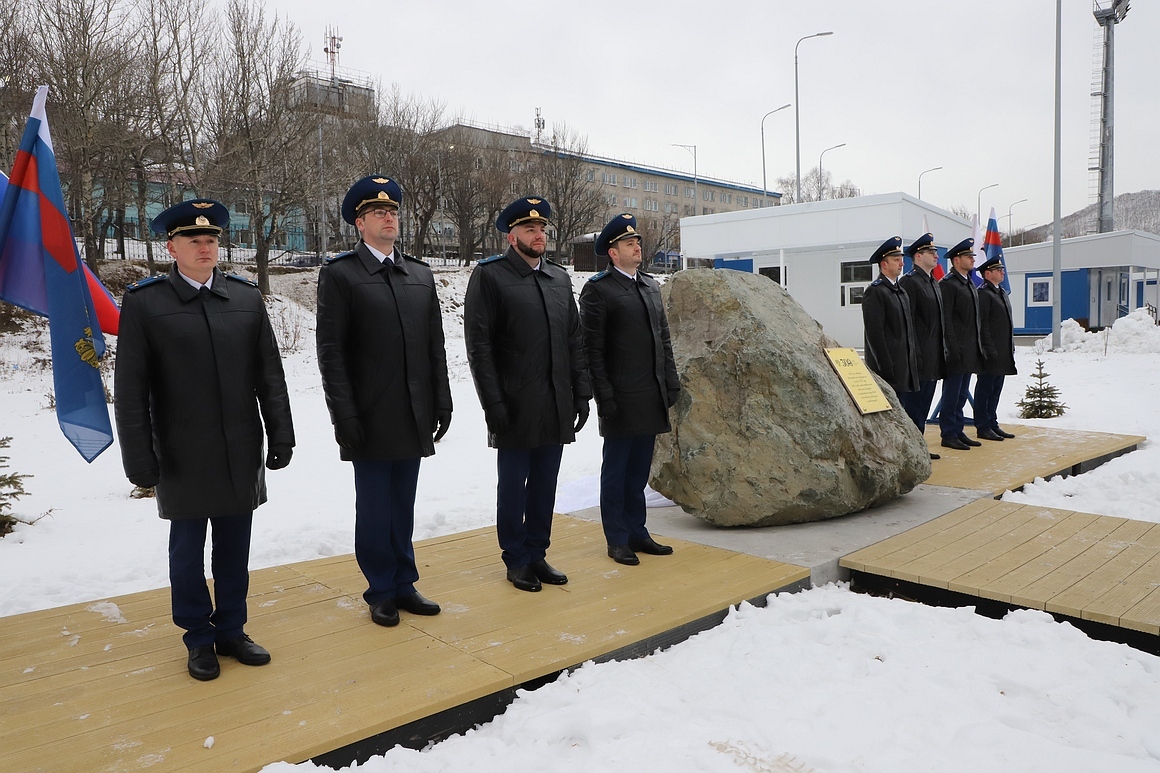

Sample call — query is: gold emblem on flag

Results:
[195,216,209,226]
[74,328,99,369]
[192,202,213,209]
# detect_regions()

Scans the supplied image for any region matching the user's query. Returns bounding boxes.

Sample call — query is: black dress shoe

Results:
[958,435,982,447]
[396,591,441,616]
[188,645,220,681]
[994,427,1015,439]
[940,437,970,451]
[506,564,542,592]
[530,559,568,585]
[977,429,1004,441]
[369,599,400,626]
[607,544,640,566]
[929,452,941,460]
[629,536,674,556]
[216,634,271,666]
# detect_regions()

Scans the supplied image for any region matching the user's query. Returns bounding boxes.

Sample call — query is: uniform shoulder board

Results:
[477,254,505,265]
[126,275,165,292]
[225,273,258,287]
[544,257,566,269]
[325,251,356,264]
[870,277,884,286]
[588,270,610,282]
[402,253,430,267]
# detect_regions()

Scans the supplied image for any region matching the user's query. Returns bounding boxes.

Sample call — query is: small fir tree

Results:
[0,437,31,536]
[1017,360,1067,419]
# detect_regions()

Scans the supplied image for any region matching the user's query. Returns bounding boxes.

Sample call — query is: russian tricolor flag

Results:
[0,86,114,462]
[980,207,1012,293]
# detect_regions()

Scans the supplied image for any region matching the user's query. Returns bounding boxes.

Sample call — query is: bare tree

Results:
[774,168,860,204]
[0,0,36,171]
[532,123,602,262]
[439,127,487,264]
[205,0,310,293]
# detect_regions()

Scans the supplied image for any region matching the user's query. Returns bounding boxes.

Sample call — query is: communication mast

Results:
[323,27,343,81]
[534,107,545,145]
[1090,0,1129,233]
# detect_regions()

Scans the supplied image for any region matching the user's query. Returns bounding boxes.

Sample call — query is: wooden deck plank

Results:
[893,505,1042,587]
[1003,515,1131,609]
[1082,548,1160,626]
[945,507,1082,595]
[1042,520,1160,618]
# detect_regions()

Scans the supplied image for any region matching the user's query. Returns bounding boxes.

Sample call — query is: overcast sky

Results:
[265,0,1158,233]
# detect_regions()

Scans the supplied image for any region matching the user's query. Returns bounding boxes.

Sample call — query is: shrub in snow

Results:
[1017,360,1067,419]
[0,436,31,536]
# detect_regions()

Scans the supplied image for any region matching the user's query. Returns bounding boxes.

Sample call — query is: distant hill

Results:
[1019,190,1160,244]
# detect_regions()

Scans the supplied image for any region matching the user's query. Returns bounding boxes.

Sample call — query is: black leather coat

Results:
[464,248,591,449]
[579,268,680,438]
[114,265,294,519]
[316,243,452,461]
[978,282,1018,376]
[939,269,984,374]
[898,266,947,381]
[861,274,920,394]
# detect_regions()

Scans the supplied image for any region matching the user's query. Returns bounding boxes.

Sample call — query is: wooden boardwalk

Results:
[921,423,1144,496]
[0,515,807,773]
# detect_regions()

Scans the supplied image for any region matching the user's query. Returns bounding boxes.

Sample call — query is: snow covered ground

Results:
[4,269,1160,772]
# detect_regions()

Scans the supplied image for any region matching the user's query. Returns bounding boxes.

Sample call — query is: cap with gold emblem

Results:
[150,199,229,238]
[495,196,552,233]
[342,175,404,225]
[905,232,937,258]
[869,236,904,264]
[945,237,975,261]
[595,213,641,257]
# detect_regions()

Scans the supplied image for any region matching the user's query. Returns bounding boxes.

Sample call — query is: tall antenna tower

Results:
[1089,0,1129,233]
[534,107,545,145]
[323,27,343,81]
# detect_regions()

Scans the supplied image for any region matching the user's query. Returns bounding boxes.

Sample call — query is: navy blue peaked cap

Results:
[342,175,403,225]
[945,238,975,260]
[150,199,228,238]
[905,233,936,257]
[869,236,904,264]
[978,255,1004,273]
[496,196,551,233]
[595,213,641,257]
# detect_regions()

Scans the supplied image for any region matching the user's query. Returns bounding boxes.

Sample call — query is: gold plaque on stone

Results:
[825,347,891,415]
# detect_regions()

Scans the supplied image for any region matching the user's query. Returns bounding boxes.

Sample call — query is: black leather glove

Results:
[128,469,159,489]
[597,399,618,419]
[266,443,293,470]
[667,390,680,408]
[484,403,509,435]
[433,410,452,442]
[335,417,363,450]
[573,400,590,433]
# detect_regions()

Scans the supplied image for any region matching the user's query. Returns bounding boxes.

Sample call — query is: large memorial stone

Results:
[650,269,931,527]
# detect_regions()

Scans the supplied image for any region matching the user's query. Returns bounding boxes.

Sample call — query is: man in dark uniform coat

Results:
[975,255,1017,441]
[898,233,947,459]
[115,199,294,681]
[938,238,985,451]
[316,175,452,627]
[861,236,919,397]
[579,214,680,567]
[464,197,592,592]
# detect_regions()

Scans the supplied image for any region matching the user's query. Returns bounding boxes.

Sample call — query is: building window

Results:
[839,261,873,306]
[738,195,748,207]
[720,192,732,205]
[684,186,694,198]
[665,183,678,196]
[510,182,520,194]
[759,266,785,284]
[684,205,694,216]
[643,179,659,193]
[623,197,638,208]
[605,193,618,205]
[475,157,484,170]
[586,169,595,182]
[509,159,520,172]
[703,190,714,201]
[644,198,659,212]
[1028,277,1052,307]
[624,176,638,189]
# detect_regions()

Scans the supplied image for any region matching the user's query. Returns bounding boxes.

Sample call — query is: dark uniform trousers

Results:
[900,380,938,433]
[939,373,974,439]
[352,458,422,605]
[600,434,656,546]
[169,513,253,649]
[497,445,564,570]
[973,374,1005,433]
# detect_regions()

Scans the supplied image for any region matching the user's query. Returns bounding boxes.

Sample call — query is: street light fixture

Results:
[1006,198,1028,237]
[977,183,998,224]
[671,143,697,270]
[794,31,833,204]
[760,103,791,199]
[817,143,845,200]
[917,166,943,200]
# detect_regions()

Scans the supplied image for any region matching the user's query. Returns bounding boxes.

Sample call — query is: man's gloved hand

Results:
[484,403,509,435]
[128,469,159,489]
[266,443,293,470]
[667,389,680,409]
[597,399,618,419]
[433,410,452,442]
[335,417,363,450]
[573,400,590,433]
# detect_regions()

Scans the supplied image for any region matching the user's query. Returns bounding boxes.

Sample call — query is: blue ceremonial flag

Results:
[0,86,114,462]
[981,207,1012,293]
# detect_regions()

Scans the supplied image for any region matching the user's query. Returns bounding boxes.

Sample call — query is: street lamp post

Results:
[760,103,791,199]
[817,143,845,200]
[1006,198,1028,237]
[917,166,942,200]
[977,183,998,224]
[672,143,697,270]
[794,31,833,204]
